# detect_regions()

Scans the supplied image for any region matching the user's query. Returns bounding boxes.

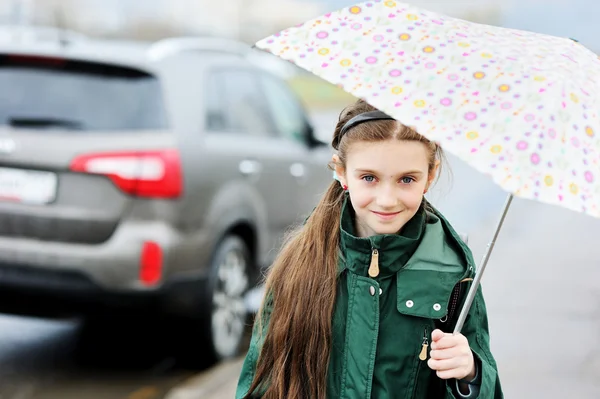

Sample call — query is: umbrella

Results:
[254,0,600,334]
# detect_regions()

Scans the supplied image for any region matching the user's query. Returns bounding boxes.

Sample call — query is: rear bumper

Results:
[0,263,209,318]
[0,220,217,318]
[0,219,214,290]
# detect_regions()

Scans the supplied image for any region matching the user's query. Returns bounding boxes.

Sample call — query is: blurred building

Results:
[0,0,322,43]
[165,0,322,41]
[0,0,595,52]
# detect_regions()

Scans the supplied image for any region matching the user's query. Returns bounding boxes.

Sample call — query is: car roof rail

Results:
[147,36,251,61]
[147,36,301,80]
[0,25,89,46]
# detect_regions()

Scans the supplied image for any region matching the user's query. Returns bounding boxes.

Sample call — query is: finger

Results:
[430,347,461,360]
[432,334,468,350]
[431,336,458,350]
[430,330,452,349]
[431,341,472,358]
[431,329,448,343]
[435,368,464,380]
[427,358,461,372]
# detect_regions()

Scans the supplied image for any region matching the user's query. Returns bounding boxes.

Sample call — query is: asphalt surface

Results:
[0,315,197,399]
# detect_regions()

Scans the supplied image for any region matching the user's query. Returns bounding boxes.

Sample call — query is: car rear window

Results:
[0,54,168,131]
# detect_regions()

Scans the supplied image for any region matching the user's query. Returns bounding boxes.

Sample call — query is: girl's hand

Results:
[427,329,476,381]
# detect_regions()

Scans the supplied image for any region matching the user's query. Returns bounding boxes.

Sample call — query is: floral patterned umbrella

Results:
[255,0,600,333]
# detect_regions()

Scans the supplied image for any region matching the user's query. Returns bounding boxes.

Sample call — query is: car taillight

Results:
[140,241,162,286]
[70,150,182,198]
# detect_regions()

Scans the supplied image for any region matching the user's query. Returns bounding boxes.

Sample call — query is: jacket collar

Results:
[338,198,426,278]
[338,198,474,279]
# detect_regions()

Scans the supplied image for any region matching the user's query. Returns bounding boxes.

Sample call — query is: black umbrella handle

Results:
[453,193,514,334]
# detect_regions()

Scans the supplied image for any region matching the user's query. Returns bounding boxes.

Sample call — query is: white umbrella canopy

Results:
[256,0,600,218]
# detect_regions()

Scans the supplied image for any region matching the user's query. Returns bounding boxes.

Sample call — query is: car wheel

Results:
[179,234,251,366]
[208,235,251,359]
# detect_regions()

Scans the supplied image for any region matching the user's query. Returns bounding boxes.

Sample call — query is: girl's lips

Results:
[372,211,401,220]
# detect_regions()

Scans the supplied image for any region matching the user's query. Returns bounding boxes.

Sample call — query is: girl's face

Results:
[334,139,438,238]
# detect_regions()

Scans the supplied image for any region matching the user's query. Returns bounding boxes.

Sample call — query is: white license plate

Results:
[0,167,57,205]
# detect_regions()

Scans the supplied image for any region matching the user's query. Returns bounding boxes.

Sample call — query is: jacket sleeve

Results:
[445,285,504,399]
[235,301,273,399]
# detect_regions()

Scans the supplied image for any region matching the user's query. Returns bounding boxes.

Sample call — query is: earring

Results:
[343,184,348,191]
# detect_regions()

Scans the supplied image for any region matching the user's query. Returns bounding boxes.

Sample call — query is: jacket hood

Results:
[338,197,427,278]
[339,198,473,275]
[338,197,475,318]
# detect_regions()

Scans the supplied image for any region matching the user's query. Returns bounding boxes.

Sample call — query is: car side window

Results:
[205,73,226,131]
[260,74,308,143]
[205,69,274,136]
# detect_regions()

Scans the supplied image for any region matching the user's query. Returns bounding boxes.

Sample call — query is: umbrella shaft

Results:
[453,193,514,334]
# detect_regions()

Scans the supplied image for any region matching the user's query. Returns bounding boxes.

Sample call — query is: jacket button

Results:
[406,300,414,308]
[433,303,442,311]
[379,288,383,296]
[369,286,376,296]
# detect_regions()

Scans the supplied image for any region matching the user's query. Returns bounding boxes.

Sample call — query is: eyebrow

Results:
[353,169,425,176]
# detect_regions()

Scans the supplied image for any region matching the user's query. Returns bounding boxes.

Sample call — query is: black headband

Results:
[339,110,396,137]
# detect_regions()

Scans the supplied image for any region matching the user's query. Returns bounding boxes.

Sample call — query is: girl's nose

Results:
[376,186,398,208]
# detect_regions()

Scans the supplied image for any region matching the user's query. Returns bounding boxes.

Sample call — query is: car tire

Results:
[180,234,252,366]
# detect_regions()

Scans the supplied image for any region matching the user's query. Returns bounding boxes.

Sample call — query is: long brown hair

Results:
[245,99,442,398]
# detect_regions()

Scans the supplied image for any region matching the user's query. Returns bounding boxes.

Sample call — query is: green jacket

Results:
[237,200,503,399]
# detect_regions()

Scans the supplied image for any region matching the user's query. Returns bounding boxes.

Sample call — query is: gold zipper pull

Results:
[368,249,379,278]
[419,330,429,361]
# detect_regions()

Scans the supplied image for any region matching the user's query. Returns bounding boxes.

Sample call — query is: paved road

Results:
[165,359,243,399]
[0,315,196,399]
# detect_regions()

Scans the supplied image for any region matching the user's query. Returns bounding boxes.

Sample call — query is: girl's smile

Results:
[371,210,402,221]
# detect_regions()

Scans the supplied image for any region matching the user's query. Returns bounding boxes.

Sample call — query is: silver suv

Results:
[0,32,332,362]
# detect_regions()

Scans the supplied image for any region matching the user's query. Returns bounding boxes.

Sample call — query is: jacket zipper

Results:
[446,283,462,326]
[412,326,429,399]
[418,327,429,361]
[368,248,379,278]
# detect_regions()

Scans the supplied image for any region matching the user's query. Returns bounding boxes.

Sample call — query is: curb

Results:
[164,358,244,399]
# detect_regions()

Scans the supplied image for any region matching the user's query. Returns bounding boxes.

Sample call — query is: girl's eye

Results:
[362,175,376,183]
[401,177,415,184]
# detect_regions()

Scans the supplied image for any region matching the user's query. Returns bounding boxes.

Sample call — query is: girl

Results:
[236,99,503,398]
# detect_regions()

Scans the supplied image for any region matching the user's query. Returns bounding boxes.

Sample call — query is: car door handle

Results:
[239,159,261,176]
